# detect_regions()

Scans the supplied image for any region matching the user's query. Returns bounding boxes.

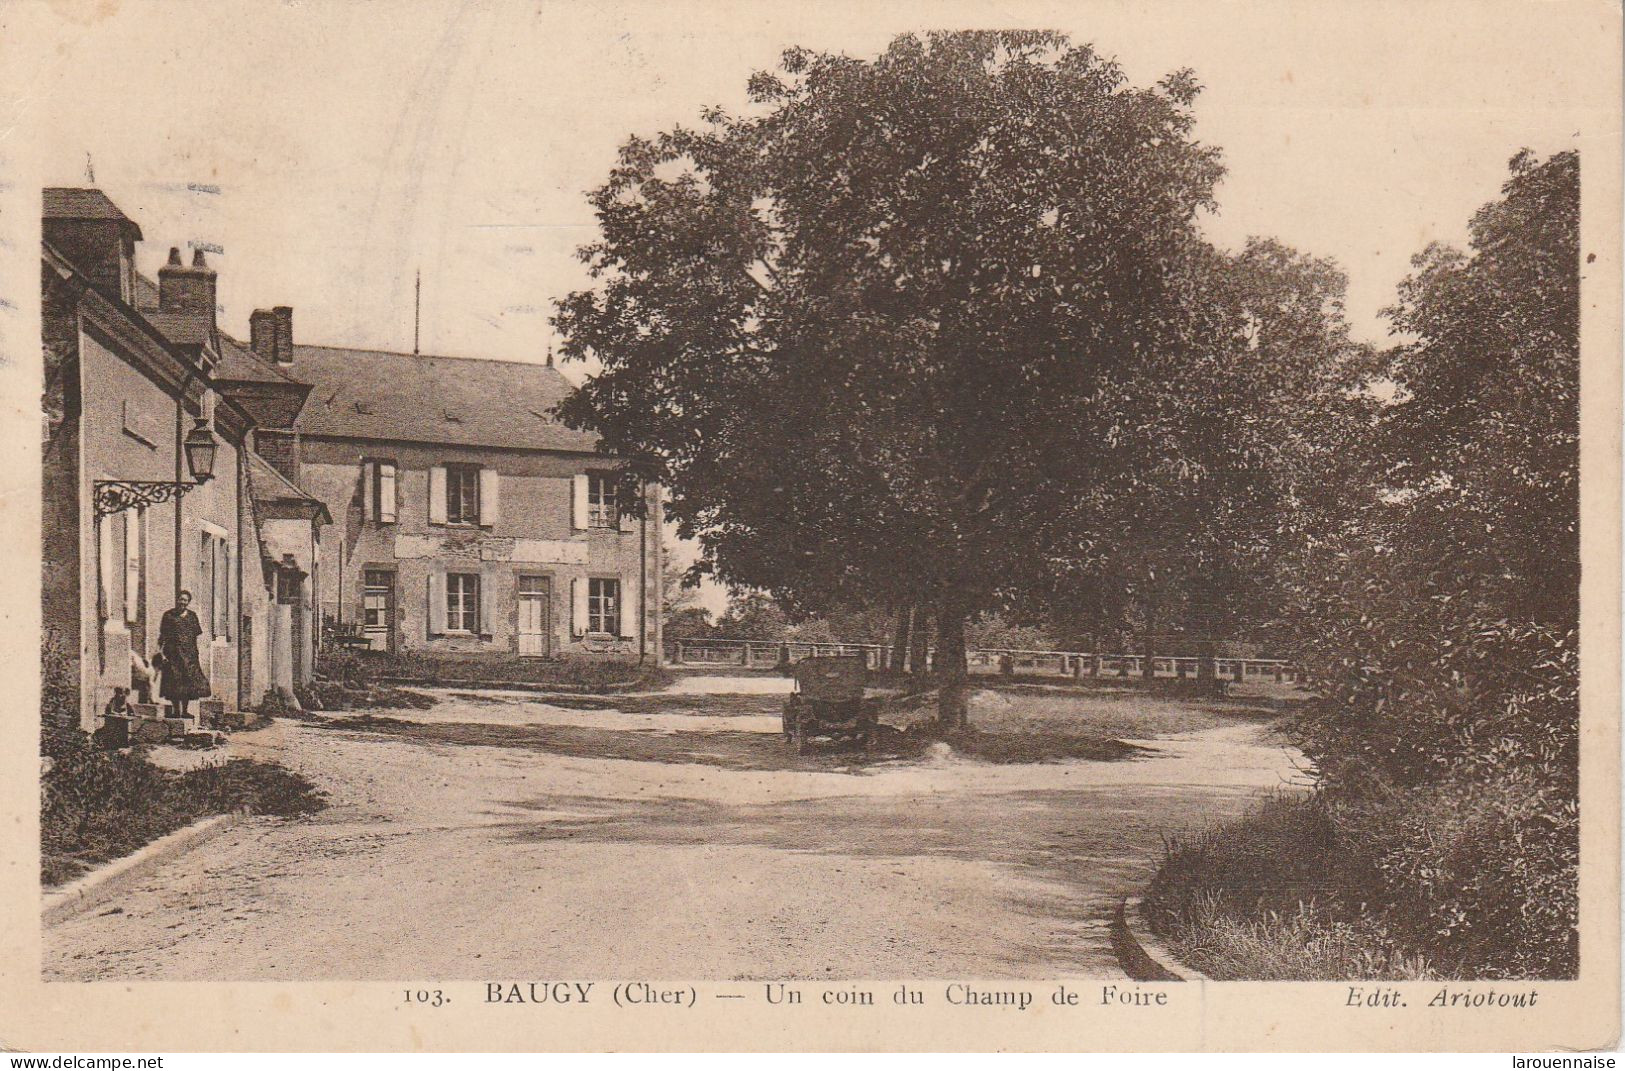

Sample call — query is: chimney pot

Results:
[158,243,217,324]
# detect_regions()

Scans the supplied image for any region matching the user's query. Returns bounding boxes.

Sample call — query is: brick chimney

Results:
[249,305,294,364]
[158,247,217,325]
[273,306,293,365]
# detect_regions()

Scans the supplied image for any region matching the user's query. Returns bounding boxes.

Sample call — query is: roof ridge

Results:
[291,341,565,370]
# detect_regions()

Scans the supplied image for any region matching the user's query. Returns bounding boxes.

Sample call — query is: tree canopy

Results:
[555,30,1233,719]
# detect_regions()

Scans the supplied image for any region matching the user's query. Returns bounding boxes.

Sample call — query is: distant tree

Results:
[555,30,1227,723]
[664,607,715,643]
[661,537,702,617]
[714,592,790,642]
[964,613,1054,651]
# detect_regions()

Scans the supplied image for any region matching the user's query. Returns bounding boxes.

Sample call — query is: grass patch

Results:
[318,650,668,693]
[1142,782,1577,980]
[41,730,326,887]
[1140,794,1440,979]
[1166,893,1437,980]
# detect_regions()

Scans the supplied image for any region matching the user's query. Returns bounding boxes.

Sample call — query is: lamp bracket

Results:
[93,479,199,518]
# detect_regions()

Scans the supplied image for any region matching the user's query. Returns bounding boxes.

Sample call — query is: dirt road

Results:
[45,681,1303,981]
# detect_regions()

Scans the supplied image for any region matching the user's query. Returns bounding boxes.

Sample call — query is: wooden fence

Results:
[664,637,1300,683]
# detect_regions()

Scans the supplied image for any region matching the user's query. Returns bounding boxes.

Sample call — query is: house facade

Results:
[43,189,328,730]
[244,333,662,664]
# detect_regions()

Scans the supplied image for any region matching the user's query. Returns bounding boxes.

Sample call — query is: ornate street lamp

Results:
[93,418,219,517]
[182,417,218,484]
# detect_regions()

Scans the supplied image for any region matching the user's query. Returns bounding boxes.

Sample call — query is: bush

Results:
[41,738,325,887]
[1331,774,1578,979]
[1145,780,1578,980]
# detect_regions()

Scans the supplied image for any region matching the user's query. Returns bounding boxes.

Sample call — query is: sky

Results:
[4,0,1616,615]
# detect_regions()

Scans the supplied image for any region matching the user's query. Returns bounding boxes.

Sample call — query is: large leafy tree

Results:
[555,30,1226,722]
[1294,149,1580,789]
[1284,150,1580,976]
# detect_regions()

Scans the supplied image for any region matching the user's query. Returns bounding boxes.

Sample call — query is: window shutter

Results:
[429,466,447,524]
[478,571,494,636]
[428,572,446,636]
[97,513,114,621]
[480,467,500,527]
[572,474,589,530]
[571,577,588,636]
[378,463,397,523]
[619,574,637,639]
[219,539,232,640]
[360,461,374,523]
[123,509,141,623]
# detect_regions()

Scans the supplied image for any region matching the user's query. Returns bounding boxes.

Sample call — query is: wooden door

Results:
[517,575,550,657]
[363,570,395,652]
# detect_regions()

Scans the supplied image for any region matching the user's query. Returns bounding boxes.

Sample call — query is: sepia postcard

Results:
[0,0,1619,1053]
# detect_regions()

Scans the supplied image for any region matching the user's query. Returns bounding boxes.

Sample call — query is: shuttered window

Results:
[445,465,480,525]
[587,473,619,528]
[123,508,143,624]
[446,573,479,633]
[587,577,619,636]
[362,459,397,524]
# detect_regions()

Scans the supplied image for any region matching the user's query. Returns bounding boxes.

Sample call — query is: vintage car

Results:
[781,654,875,753]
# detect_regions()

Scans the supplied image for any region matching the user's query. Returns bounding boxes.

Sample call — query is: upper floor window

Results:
[588,473,619,529]
[446,464,480,525]
[363,459,397,524]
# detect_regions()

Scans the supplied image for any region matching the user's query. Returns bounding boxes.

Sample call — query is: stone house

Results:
[42,188,328,730]
[243,328,662,665]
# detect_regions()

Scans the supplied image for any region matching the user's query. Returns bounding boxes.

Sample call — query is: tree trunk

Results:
[935,599,969,727]
[890,606,911,673]
[1141,588,1158,681]
[909,605,931,679]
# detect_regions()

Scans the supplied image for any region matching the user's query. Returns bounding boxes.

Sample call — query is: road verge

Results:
[1111,895,1212,982]
[43,813,247,927]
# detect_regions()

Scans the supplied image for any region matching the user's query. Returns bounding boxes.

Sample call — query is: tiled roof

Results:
[132,272,159,310]
[216,332,303,386]
[142,311,215,348]
[44,188,142,238]
[289,345,598,453]
[247,451,330,520]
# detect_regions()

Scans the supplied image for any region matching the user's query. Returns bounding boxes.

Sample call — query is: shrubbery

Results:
[1147,783,1578,979]
[1147,150,1580,980]
[41,727,325,887]
[316,649,664,693]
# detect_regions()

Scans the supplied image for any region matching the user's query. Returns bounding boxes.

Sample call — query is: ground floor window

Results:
[588,577,619,636]
[446,573,479,633]
[198,530,230,640]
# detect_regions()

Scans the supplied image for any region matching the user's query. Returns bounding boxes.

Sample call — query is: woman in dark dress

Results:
[158,589,210,719]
